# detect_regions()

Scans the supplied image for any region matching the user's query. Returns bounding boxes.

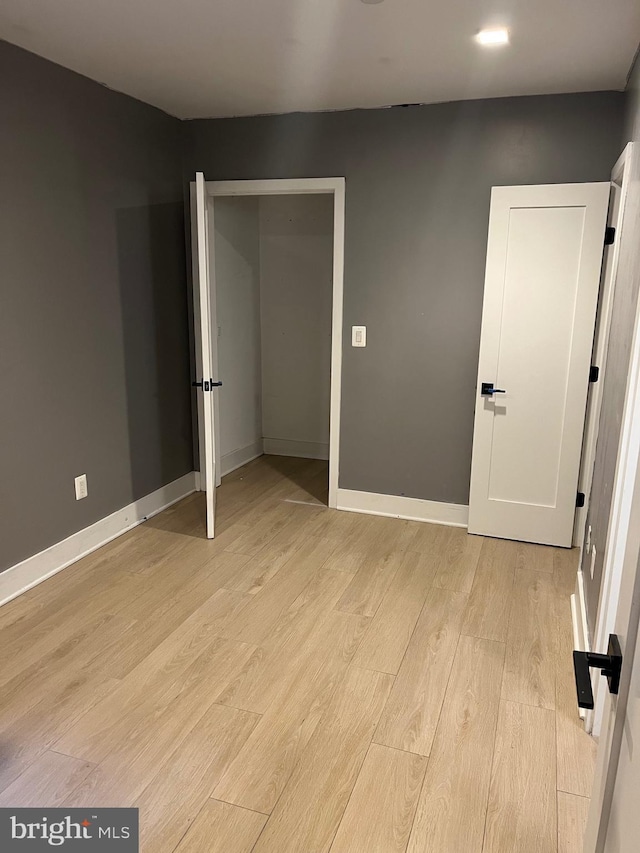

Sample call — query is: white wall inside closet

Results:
[260,194,333,460]
[213,196,263,475]
[213,193,334,476]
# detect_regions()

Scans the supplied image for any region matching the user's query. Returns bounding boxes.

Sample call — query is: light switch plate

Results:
[75,474,88,501]
[352,325,366,347]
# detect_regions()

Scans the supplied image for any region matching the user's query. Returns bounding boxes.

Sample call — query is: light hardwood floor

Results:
[0,456,596,852]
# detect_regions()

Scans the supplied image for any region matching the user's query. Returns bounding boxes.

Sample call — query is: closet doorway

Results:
[190,176,345,538]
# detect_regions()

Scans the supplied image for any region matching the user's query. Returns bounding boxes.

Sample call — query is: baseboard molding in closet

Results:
[263,438,329,461]
[221,441,265,476]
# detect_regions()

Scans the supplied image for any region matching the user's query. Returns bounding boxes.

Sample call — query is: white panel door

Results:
[193,172,218,538]
[584,271,640,850]
[468,183,610,547]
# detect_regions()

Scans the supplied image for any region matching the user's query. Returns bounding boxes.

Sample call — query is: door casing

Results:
[584,191,640,845]
[575,143,634,554]
[583,144,637,737]
[190,177,346,513]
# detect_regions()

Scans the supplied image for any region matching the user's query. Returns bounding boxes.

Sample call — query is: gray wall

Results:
[213,197,263,471]
[582,56,640,634]
[183,93,625,504]
[0,40,192,572]
[260,194,333,457]
[0,37,628,577]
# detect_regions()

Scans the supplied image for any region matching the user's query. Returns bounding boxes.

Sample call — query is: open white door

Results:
[468,182,610,547]
[575,146,633,552]
[583,285,640,851]
[580,145,634,737]
[193,172,219,538]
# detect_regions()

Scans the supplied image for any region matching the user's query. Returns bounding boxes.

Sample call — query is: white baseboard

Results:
[263,438,329,461]
[0,471,197,608]
[571,569,590,721]
[572,570,590,652]
[221,441,264,477]
[336,488,469,528]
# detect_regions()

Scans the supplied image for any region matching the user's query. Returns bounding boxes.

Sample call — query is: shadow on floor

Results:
[260,454,329,505]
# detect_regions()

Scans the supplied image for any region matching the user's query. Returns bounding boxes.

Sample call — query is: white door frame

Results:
[582,144,638,736]
[584,238,640,849]
[574,143,634,550]
[191,177,345,510]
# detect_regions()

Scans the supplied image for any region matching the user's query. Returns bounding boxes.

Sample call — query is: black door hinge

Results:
[192,378,223,392]
[604,226,616,246]
[576,492,586,508]
[589,365,600,383]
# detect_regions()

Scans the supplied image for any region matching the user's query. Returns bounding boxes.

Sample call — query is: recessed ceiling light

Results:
[476,28,509,46]
[360,0,385,5]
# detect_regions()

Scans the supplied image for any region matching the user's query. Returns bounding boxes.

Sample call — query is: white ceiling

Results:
[0,0,638,119]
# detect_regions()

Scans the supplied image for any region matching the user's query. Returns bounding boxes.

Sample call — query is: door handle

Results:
[481,382,506,396]
[573,634,622,709]
[192,379,223,391]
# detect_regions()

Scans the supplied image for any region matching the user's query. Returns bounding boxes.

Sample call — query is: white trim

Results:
[575,570,590,653]
[574,143,634,548]
[189,186,207,495]
[571,570,590,721]
[585,177,640,850]
[336,488,469,527]
[193,176,345,513]
[0,472,197,608]
[570,595,583,652]
[328,180,345,509]
[207,178,340,196]
[221,441,264,476]
[263,438,329,460]
[589,144,640,738]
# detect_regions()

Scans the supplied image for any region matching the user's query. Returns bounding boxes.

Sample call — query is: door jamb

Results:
[574,142,634,551]
[584,239,640,850]
[583,143,639,736]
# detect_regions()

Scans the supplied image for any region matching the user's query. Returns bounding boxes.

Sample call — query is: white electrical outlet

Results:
[352,325,366,347]
[75,474,88,501]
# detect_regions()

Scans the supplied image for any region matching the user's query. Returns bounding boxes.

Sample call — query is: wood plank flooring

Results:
[0,456,596,852]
